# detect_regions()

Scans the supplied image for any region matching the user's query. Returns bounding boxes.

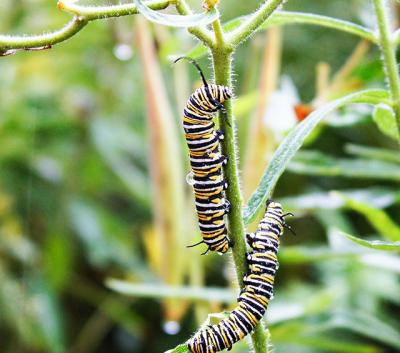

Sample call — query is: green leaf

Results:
[179,43,209,61]
[360,252,400,273]
[337,193,400,241]
[341,232,400,251]
[327,311,400,350]
[326,110,369,127]
[134,0,219,27]
[281,187,400,211]
[279,246,367,264]
[106,279,235,303]
[269,290,333,324]
[30,277,65,353]
[43,233,73,292]
[243,89,390,224]
[288,151,400,180]
[280,334,379,353]
[164,344,189,353]
[274,310,400,351]
[372,103,400,142]
[345,143,400,163]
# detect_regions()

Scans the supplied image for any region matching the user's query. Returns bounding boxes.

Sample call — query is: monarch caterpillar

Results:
[188,200,291,353]
[175,57,232,254]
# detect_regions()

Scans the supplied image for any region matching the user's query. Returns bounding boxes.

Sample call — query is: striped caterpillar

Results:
[188,200,292,353]
[176,57,232,254]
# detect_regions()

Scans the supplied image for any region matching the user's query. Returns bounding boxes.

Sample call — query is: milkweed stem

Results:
[373,0,400,139]
[211,23,270,353]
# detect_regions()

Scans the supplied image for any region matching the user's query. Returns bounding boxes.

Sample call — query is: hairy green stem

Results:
[0,16,87,52]
[211,18,226,48]
[60,0,169,20]
[212,50,247,284]
[211,35,269,353]
[0,0,170,51]
[228,0,284,47]
[175,0,214,47]
[207,2,289,351]
[373,0,400,137]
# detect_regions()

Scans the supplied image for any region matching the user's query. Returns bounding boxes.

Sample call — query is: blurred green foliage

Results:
[0,1,399,353]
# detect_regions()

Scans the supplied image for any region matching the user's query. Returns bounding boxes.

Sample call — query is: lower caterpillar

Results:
[187,200,292,353]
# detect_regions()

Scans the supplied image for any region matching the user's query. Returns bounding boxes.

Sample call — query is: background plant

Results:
[0,1,399,353]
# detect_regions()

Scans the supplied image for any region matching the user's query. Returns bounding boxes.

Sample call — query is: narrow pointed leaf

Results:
[341,232,400,251]
[288,151,400,180]
[280,187,400,211]
[345,144,400,163]
[337,194,400,241]
[372,103,400,142]
[279,246,367,264]
[328,311,400,349]
[243,89,390,224]
[134,0,219,27]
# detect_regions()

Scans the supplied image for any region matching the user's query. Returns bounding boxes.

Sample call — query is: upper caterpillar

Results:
[175,57,232,254]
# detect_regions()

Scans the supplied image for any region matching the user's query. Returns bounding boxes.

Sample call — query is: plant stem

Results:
[228,0,284,47]
[175,0,214,47]
[211,18,226,48]
[59,0,169,20]
[212,49,247,285]
[373,0,400,136]
[211,35,269,353]
[0,16,87,52]
[0,0,170,51]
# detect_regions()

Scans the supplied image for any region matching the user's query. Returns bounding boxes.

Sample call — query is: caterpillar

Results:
[175,57,232,254]
[188,200,291,353]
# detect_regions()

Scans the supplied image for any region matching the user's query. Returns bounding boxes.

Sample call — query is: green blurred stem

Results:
[211,18,269,353]
[259,11,377,43]
[373,0,400,137]
[0,0,170,51]
[228,0,284,47]
[393,29,400,47]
